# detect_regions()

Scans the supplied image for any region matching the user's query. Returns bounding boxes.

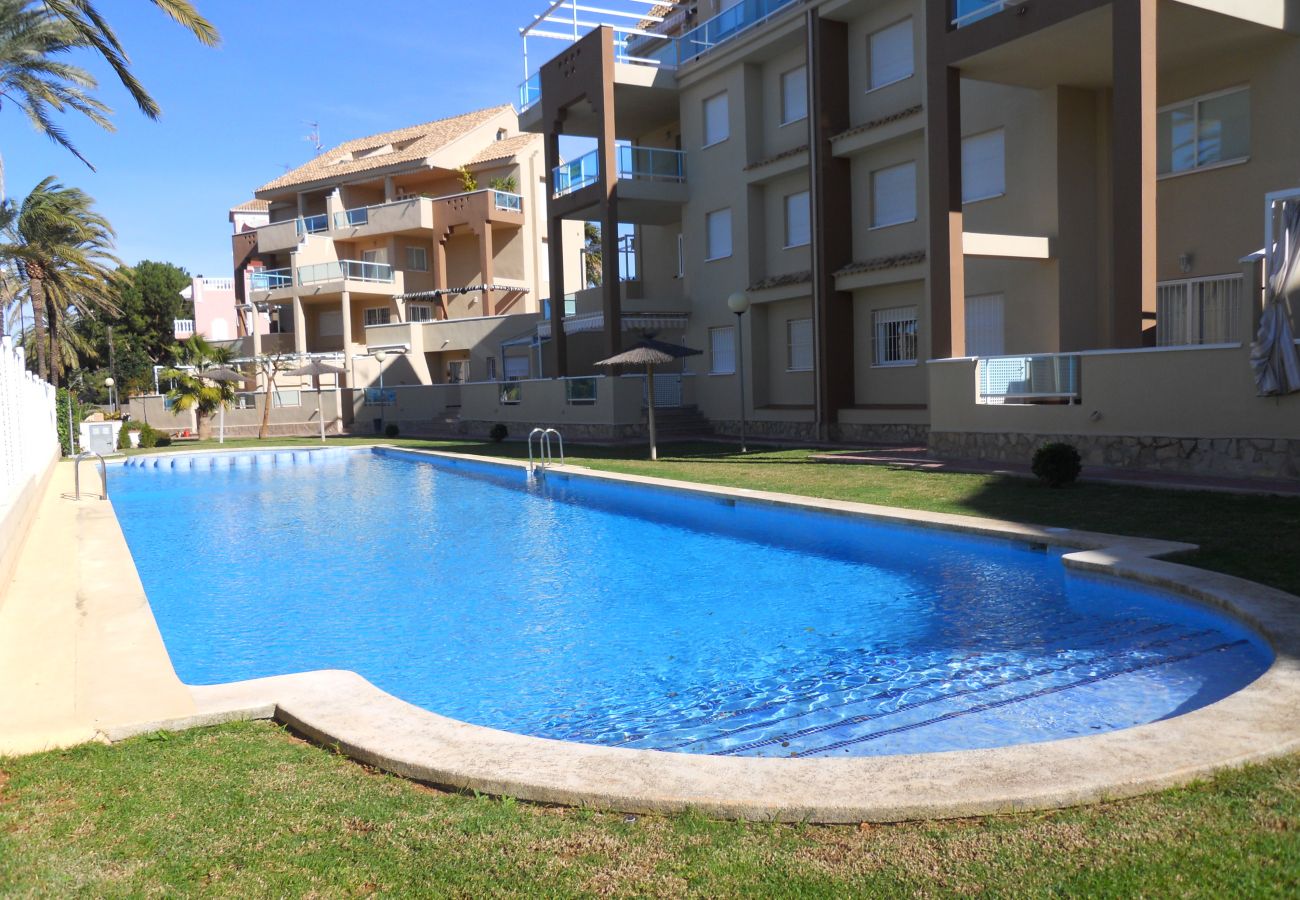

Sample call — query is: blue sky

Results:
[4,0,546,278]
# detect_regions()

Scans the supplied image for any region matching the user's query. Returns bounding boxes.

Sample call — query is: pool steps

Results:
[122,447,356,471]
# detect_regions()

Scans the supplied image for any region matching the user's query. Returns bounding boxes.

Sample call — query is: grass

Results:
[2,721,1298,897]
[8,434,1291,895]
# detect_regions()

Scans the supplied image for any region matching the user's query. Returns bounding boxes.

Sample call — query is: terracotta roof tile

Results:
[468,133,538,166]
[229,199,270,213]
[748,270,812,292]
[744,144,808,172]
[831,105,924,143]
[256,105,512,194]
[835,250,926,277]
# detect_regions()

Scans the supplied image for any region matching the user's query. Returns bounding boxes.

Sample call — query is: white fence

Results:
[1156,273,1244,347]
[0,336,57,516]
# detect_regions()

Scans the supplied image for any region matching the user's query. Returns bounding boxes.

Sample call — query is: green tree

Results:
[0,176,118,386]
[583,222,602,288]
[162,335,234,440]
[0,0,218,172]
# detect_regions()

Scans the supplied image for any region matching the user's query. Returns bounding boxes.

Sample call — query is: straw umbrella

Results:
[196,367,244,444]
[594,338,702,461]
[285,358,347,442]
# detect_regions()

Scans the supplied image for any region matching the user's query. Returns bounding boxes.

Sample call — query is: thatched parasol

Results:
[594,338,701,461]
[285,359,347,442]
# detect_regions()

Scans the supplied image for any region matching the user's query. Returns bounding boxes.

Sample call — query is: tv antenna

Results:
[304,121,323,155]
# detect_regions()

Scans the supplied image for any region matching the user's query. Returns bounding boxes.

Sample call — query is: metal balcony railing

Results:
[553,145,686,198]
[296,214,330,235]
[493,191,524,212]
[676,0,799,63]
[517,72,542,113]
[249,268,293,291]
[297,260,394,285]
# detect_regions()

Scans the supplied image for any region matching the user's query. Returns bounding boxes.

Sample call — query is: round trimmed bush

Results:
[1032,442,1082,488]
[384,423,400,438]
[489,423,508,443]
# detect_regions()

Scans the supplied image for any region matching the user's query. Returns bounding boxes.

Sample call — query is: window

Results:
[868,19,913,91]
[962,129,1005,203]
[780,66,807,125]
[709,325,736,374]
[408,303,433,323]
[504,355,530,380]
[871,162,917,228]
[364,307,391,327]
[1156,274,1244,346]
[1158,87,1250,176]
[676,233,685,278]
[271,390,301,408]
[872,306,918,366]
[706,208,733,260]
[787,318,813,371]
[784,191,811,248]
[361,248,387,264]
[703,92,729,146]
[318,310,342,337]
[405,246,428,271]
[486,356,498,381]
[965,294,1005,357]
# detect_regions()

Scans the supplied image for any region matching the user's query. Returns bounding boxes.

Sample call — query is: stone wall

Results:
[455,419,647,443]
[929,431,1300,481]
[710,419,931,446]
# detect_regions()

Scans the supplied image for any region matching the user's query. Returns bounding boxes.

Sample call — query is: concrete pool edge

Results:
[115,446,1300,821]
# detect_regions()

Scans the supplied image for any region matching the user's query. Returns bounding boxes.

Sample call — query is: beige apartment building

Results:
[229,105,582,396]
[496,0,1300,478]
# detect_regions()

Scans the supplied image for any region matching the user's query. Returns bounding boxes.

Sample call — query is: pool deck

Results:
[6,447,1300,822]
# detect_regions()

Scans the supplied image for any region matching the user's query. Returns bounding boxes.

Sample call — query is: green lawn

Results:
[6,436,1291,896]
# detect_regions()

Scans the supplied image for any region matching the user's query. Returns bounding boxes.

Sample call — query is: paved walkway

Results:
[811,446,1300,497]
[0,463,195,756]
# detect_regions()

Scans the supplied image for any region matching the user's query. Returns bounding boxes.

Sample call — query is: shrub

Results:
[1032,442,1082,488]
[489,423,508,443]
[119,422,164,450]
[384,423,400,438]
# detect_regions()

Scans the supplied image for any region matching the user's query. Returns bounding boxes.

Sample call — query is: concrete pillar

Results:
[480,222,495,317]
[925,58,966,359]
[544,128,568,375]
[292,294,307,355]
[384,176,395,203]
[251,309,263,358]
[1110,0,1157,348]
[341,291,353,387]
[432,238,449,320]
[597,56,622,362]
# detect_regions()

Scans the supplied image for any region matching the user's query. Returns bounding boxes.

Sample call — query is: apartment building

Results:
[231,105,581,393]
[504,0,1300,477]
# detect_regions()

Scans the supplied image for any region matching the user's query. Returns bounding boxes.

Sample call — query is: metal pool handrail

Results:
[74,450,107,501]
[527,428,565,473]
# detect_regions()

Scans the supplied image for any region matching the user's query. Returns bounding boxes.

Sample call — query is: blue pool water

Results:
[109,448,1272,758]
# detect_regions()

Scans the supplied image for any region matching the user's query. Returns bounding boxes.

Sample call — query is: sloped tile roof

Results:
[831,105,924,143]
[748,270,812,291]
[229,199,270,213]
[835,250,926,277]
[468,133,538,166]
[743,144,809,172]
[256,105,512,194]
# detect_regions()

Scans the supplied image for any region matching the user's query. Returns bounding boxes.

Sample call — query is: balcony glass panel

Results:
[953,0,1009,27]
[553,146,686,198]
[334,207,370,228]
[296,214,330,235]
[297,260,394,285]
[676,0,799,63]
[493,191,524,212]
[249,268,293,291]
[554,151,601,197]
[517,72,541,113]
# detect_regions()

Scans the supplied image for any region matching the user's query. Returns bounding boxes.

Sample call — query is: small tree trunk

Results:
[258,366,278,439]
[46,297,60,389]
[29,274,48,382]
[196,411,212,441]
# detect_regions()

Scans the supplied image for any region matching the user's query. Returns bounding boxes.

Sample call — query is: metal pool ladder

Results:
[74,450,108,501]
[527,428,564,474]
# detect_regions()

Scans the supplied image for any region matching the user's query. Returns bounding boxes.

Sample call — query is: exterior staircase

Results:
[652,405,714,441]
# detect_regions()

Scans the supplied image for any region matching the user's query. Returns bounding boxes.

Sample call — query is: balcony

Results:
[248,267,293,295]
[675,0,800,64]
[553,146,685,198]
[952,0,1016,28]
[331,190,525,243]
[298,260,395,287]
[173,318,195,339]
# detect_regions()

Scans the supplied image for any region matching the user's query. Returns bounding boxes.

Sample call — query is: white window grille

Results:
[872,306,919,366]
[965,294,1005,357]
[787,318,813,371]
[706,208,733,260]
[868,19,913,90]
[784,191,811,248]
[871,162,917,228]
[962,129,1006,203]
[408,304,433,323]
[364,307,391,327]
[1158,86,1250,176]
[1156,274,1244,346]
[780,65,807,125]
[710,325,736,374]
[703,92,730,146]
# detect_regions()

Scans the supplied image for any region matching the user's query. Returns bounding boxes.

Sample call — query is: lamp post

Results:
[104,376,116,414]
[373,349,387,434]
[726,291,749,454]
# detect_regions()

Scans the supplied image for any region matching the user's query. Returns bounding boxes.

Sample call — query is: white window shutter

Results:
[704,92,729,146]
[785,191,810,247]
[965,294,1005,357]
[706,208,733,260]
[869,19,913,89]
[962,130,1005,203]
[872,162,917,228]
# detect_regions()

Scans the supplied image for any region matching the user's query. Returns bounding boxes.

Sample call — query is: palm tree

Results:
[162,335,235,440]
[0,0,218,171]
[0,176,118,386]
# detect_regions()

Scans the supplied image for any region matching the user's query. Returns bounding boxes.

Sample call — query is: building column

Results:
[544,128,568,375]
[1111,0,1157,348]
[925,62,966,359]
[479,222,495,317]
[251,306,263,357]
[432,237,449,320]
[292,294,307,355]
[597,49,621,362]
[341,290,353,387]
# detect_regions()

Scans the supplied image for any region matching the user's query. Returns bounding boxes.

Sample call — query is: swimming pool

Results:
[110,448,1271,759]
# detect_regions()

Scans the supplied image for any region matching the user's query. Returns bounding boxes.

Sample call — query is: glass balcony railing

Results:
[296,214,330,235]
[553,146,686,198]
[334,207,369,228]
[493,191,524,212]
[676,0,798,64]
[297,260,394,286]
[249,268,293,291]
[517,72,542,113]
[953,0,1011,27]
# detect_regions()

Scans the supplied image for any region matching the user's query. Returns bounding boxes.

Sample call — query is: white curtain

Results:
[1251,200,1300,395]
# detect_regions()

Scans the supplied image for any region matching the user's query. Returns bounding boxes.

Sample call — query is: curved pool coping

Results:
[114,446,1300,822]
